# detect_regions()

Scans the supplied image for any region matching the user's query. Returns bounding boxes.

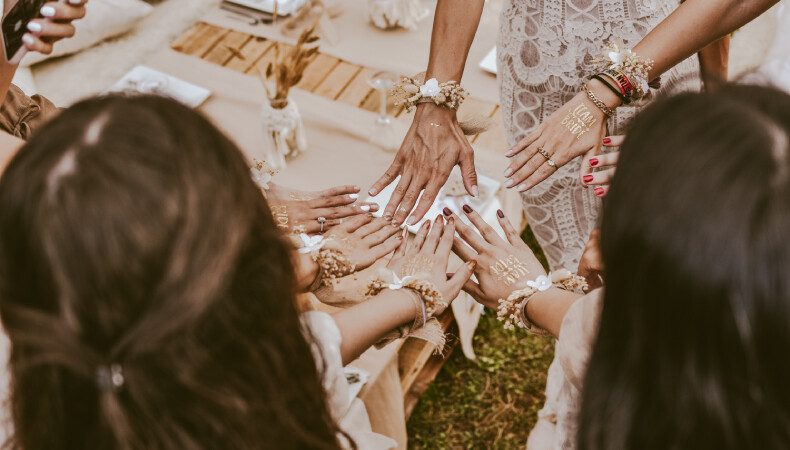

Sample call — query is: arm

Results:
[697,36,730,90]
[523,287,582,339]
[370,0,485,226]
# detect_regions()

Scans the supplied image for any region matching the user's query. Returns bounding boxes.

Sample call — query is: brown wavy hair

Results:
[0,95,343,450]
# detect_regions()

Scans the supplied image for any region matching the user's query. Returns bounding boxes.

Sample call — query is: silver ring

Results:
[317,216,326,232]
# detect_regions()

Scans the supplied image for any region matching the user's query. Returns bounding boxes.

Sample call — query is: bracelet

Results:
[591,74,630,105]
[496,270,588,332]
[366,268,447,316]
[603,68,635,100]
[581,85,616,117]
[591,38,655,100]
[391,76,467,112]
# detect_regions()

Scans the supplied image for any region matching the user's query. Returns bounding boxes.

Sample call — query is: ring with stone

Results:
[537,147,557,168]
[317,216,327,232]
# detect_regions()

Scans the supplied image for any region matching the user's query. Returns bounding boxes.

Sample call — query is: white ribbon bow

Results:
[297,233,325,254]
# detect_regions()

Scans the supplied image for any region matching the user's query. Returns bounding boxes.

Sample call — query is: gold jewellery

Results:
[537,147,556,168]
[489,255,531,287]
[581,85,615,117]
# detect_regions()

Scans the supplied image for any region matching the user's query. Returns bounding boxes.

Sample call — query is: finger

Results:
[308,193,359,209]
[364,222,400,246]
[495,209,522,246]
[583,168,616,186]
[382,172,411,221]
[394,228,409,258]
[447,260,477,295]
[369,160,402,197]
[436,217,455,259]
[356,217,389,237]
[406,179,442,226]
[452,236,478,262]
[314,185,360,199]
[461,204,505,246]
[517,160,561,192]
[459,145,479,197]
[463,279,487,305]
[21,34,53,55]
[505,129,540,158]
[445,210,487,252]
[588,151,619,169]
[316,204,375,220]
[421,215,444,254]
[360,203,379,213]
[40,1,87,21]
[592,185,609,197]
[26,20,75,40]
[602,135,626,147]
[506,152,544,190]
[392,178,425,226]
[407,220,431,254]
[337,214,371,232]
[579,146,599,186]
[372,232,405,260]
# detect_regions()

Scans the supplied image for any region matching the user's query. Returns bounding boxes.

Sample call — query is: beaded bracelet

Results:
[366,268,447,316]
[581,85,616,117]
[291,234,356,287]
[591,74,630,105]
[391,76,467,112]
[497,270,588,332]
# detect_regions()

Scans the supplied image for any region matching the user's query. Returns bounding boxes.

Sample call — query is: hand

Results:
[447,206,546,310]
[577,228,603,291]
[18,0,88,56]
[504,80,615,192]
[581,135,623,197]
[386,215,475,315]
[324,215,402,272]
[266,183,379,234]
[369,104,478,226]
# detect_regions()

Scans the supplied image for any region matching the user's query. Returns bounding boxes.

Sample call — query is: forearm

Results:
[524,287,582,339]
[333,290,418,365]
[698,35,730,89]
[424,0,485,83]
[0,63,18,109]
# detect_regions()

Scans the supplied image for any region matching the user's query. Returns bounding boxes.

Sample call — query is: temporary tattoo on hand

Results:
[270,205,289,230]
[489,255,530,287]
[402,255,434,276]
[561,103,597,140]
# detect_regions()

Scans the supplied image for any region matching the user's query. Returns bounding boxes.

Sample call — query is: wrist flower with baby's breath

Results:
[259,27,320,109]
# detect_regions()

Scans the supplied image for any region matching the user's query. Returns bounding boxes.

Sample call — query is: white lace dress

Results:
[496,0,701,271]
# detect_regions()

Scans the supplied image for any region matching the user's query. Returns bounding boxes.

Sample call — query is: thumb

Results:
[462,278,486,305]
[459,147,479,198]
[447,260,477,297]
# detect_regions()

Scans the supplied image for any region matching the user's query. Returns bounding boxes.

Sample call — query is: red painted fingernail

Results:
[602,137,611,144]
[589,158,599,167]
[594,187,604,196]
[443,207,452,216]
[462,204,473,214]
[496,209,504,219]
[583,174,594,183]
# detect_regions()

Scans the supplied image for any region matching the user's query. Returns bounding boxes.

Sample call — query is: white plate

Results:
[106,66,212,109]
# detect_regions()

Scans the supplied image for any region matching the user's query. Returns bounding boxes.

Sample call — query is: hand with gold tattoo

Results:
[265,183,380,234]
[385,215,476,315]
[445,205,546,310]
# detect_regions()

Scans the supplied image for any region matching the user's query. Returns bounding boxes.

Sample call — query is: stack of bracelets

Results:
[588,37,660,107]
[391,76,467,112]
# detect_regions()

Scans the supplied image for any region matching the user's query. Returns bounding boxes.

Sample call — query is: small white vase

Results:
[261,98,307,171]
[365,0,429,31]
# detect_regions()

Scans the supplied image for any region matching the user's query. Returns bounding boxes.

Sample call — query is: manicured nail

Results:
[583,174,594,183]
[471,185,479,197]
[22,34,35,46]
[369,204,379,212]
[594,187,604,196]
[504,167,513,177]
[589,158,599,167]
[383,213,392,220]
[435,215,444,224]
[448,217,454,225]
[369,188,378,196]
[468,260,477,271]
[402,227,409,238]
[27,22,42,33]
[353,185,360,191]
[407,216,418,226]
[68,0,82,4]
[602,137,611,144]
[349,193,359,200]
[497,209,504,219]
[517,184,528,192]
[40,6,56,17]
[360,205,370,212]
[462,204,473,214]
[505,179,514,188]
[442,207,452,216]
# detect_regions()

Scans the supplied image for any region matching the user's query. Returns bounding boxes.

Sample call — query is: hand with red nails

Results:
[581,134,624,197]
[368,103,479,227]
[387,215,476,315]
[266,183,379,234]
[447,206,546,310]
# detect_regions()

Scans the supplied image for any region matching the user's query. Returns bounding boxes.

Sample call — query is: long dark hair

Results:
[0,95,343,449]
[579,84,790,449]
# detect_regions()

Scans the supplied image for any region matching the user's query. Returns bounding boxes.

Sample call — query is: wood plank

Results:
[202,30,253,66]
[169,22,207,52]
[337,67,378,107]
[472,106,509,153]
[171,22,230,58]
[223,37,274,73]
[295,53,340,92]
[312,61,361,100]
[361,86,403,117]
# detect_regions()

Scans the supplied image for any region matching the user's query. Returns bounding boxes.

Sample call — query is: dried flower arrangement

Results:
[260,27,320,109]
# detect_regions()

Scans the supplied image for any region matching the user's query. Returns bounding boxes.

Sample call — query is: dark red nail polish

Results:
[443,207,452,216]
[594,187,604,196]
[583,174,594,183]
[496,209,504,219]
[589,158,599,167]
[602,137,611,144]
[463,204,473,214]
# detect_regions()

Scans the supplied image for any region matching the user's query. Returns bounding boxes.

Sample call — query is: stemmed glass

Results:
[367,71,400,152]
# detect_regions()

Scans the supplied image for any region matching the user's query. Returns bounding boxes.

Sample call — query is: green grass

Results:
[406,226,553,449]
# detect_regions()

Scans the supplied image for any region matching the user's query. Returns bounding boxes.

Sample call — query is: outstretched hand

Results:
[369,104,478,226]
[324,215,403,272]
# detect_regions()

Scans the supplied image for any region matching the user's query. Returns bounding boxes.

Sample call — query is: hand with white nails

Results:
[15,0,88,58]
[265,183,379,234]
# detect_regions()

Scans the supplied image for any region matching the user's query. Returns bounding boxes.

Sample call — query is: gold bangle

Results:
[581,85,616,117]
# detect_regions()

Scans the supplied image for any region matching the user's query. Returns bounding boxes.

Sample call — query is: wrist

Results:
[375,288,424,327]
[587,78,622,110]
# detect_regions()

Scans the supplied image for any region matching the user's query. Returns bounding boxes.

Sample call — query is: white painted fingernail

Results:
[360,205,370,212]
[406,217,418,226]
[505,179,515,188]
[503,167,513,177]
[517,184,528,192]
[349,193,359,200]
[368,188,378,196]
[40,6,56,17]
[27,22,42,33]
[471,185,479,197]
[68,0,82,4]
[22,34,35,46]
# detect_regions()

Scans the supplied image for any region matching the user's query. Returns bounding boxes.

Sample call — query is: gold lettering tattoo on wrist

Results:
[489,255,530,287]
[270,205,289,230]
[561,103,597,140]
[402,255,434,276]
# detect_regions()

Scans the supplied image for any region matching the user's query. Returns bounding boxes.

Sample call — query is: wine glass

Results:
[367,71,400,152]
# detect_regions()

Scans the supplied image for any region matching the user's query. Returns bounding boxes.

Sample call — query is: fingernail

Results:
[353,185,360,191]
[360,205,370,212]
[468,260,477,271]
[407,217,418,226]
[40,6,56,17]
[22,34,35,46]
[349,193,359,200]
[471,185,479,197]
[462,204,473,214]
[505,179,514,188]
[602,137,611,144]
[497,209,504,219]
[594,187,604,196]
[68,0,82,4]
[504,167,513,177]
[583,174,594,183]
[442,207,452,216]
[369,188,378,196]
[517,184,528,192]
[369,204,379,212]
[421,221,430,229]
[26,22,42,33]
[589,158,599,167]
[448,217,454,225]
[435,215,444,224]
[402,227,409,238]
[383,213,392,220]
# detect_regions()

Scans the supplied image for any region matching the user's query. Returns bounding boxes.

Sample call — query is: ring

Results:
[317,216,326,232]
[537,147,557,168]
